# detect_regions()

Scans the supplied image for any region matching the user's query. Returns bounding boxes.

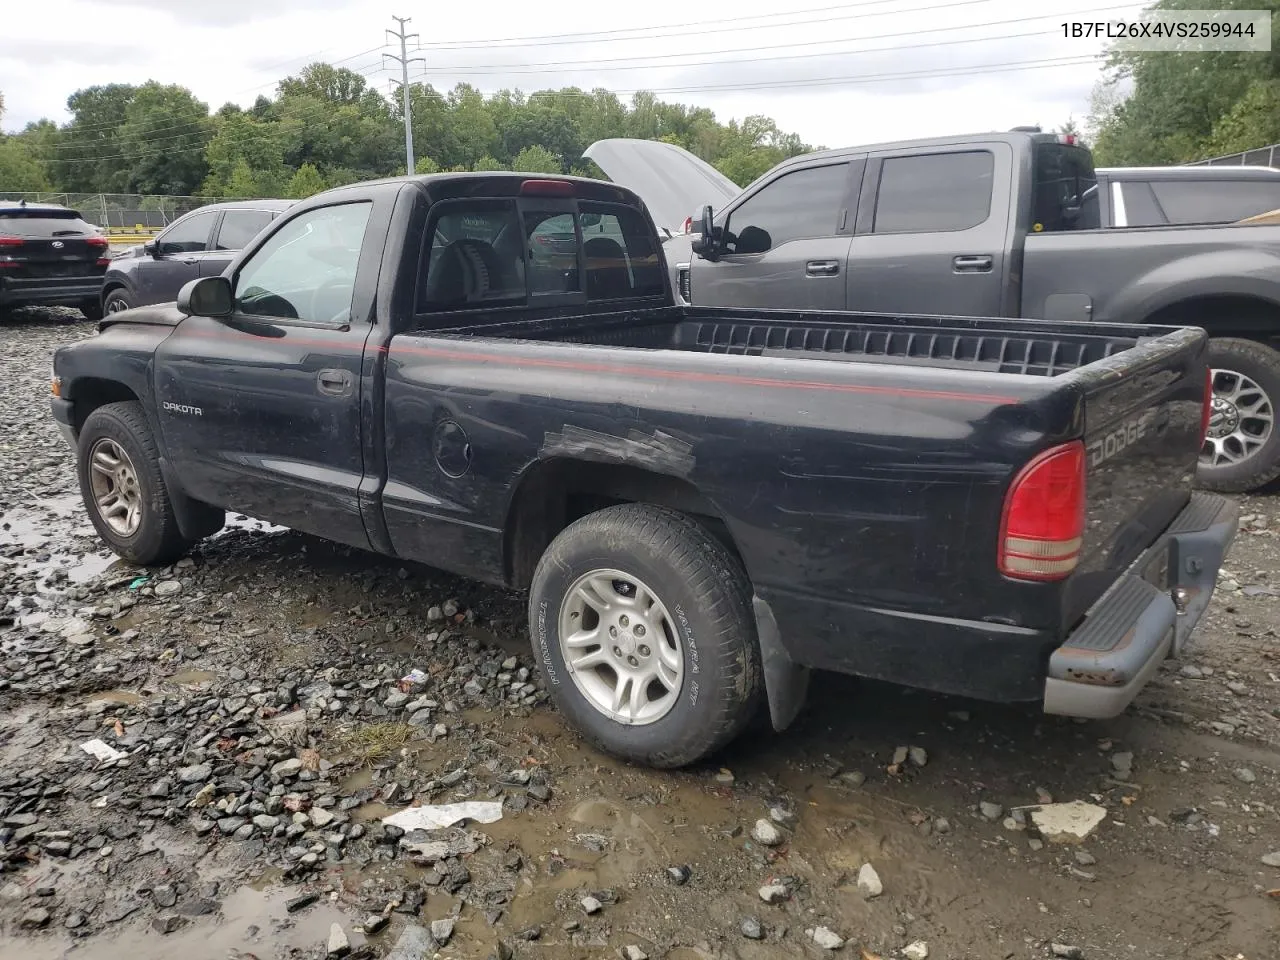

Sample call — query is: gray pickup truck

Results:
[590,132,1280,494]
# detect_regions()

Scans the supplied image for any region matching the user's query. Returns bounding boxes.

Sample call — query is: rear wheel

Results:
[1197,338,1280,493]
[529,504,762,768]
[77,401,196,565]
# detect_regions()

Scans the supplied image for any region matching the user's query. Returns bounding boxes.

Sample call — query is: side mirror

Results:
[177,276,232,318]
[580,212,602,228]
[690,205,720,261]
[143,239,159,258]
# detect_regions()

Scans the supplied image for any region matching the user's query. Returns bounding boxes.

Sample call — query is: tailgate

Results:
[1063,325,1207,624]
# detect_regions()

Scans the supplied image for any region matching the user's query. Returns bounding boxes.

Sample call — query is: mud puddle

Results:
[0,882,365,960]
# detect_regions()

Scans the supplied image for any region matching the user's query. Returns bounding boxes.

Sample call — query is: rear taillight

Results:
[998,441,1086,581]
[95,257,110,267]
[87,235,109,248]
[0,236,24,247]
[683,216,692,234]
[1201,367,1213,445]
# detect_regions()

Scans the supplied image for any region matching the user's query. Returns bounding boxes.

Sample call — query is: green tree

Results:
[1203,79,1280,157]
[286,162,327,198]
[117,82,211,195]
[1089,0,1280,164]
[472,155,506,172]
[447,85,499,169]
[511,144,561,174]
[225,159,263,198]
[200,111,288,197]
[0,138,50,191]
[50,83,137,192]
[414,155,441,174]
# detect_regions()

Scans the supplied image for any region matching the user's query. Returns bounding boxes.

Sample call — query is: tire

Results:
[79,299,104,322]
[76,401,196,566]
[103,289,132,316]
[529,504,762,768]
[1197,337,1280,493]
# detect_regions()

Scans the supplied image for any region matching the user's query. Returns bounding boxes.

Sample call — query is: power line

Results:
[424,0,997,48]
[416,3,1134,76]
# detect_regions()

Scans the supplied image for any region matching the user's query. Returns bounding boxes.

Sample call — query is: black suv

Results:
[0,202,110,321]
[101,199,293,315]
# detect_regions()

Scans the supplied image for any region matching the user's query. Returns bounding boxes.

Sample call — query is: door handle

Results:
[953,255,993,272]
[182,258,199,265]
[806,260,840,277]
[317,369,352,396]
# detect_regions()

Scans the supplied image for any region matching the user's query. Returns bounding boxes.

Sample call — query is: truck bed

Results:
[440,306,1166,378]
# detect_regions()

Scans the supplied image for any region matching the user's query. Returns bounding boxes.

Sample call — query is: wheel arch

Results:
[503,458,746,591]
[66,378,142,433]
[1142,293,1280,341]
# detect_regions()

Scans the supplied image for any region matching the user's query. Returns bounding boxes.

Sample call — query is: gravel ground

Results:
[2,310,1278,960]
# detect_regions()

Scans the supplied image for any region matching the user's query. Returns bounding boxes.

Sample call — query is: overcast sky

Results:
[1,0,1147,146]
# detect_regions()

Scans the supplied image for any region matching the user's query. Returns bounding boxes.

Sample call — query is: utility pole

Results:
[385,16,425,173]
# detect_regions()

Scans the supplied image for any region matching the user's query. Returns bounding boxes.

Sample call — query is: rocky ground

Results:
[1,309,1278,960]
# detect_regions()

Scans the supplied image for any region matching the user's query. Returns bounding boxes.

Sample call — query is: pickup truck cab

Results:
[598,133,1280,494]
[51,172,1234,767]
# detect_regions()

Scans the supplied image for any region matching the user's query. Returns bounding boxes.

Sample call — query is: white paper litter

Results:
[1029,800,1108,844]
[80,738,127,763]
[381,801,504,831]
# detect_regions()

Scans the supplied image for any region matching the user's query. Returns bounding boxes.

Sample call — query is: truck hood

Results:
[583,138,740,235]
[98,301,186,332]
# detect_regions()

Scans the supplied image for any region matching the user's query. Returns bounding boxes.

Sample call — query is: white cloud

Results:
[1,0,1145,147]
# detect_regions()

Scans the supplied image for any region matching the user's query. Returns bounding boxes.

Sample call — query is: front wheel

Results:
[103,289,132,316]
[529,504,762,768]
[77,401,197,565]
[1197,338,1280,493]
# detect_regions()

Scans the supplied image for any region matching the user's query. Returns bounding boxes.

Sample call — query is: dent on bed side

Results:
[540,424,697,477]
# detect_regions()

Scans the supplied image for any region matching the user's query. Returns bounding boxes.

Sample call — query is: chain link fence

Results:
[0,192,254,237]
[1188,143,1280,167]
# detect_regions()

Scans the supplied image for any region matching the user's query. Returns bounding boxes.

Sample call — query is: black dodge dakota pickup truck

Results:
[50,172,1237,767]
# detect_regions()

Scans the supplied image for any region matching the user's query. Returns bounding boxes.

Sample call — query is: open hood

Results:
[583,138,740,234]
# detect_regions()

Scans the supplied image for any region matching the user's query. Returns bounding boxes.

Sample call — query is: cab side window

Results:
[873,151,994,234]
[724,164,849,254]
[157,210,217,255]
[233,202,371,323]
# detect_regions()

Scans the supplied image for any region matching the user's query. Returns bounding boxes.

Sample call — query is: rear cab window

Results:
[416,192,665,321]
[1030,142,1100,232]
